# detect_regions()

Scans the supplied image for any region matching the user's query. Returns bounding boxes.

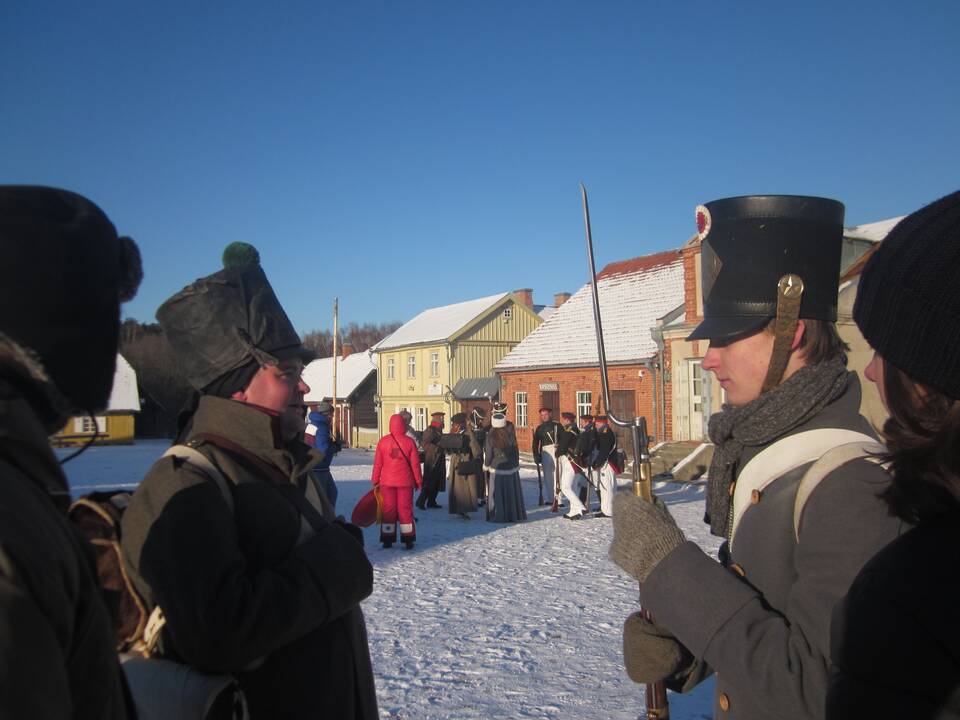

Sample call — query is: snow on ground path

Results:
[58,444,719,719]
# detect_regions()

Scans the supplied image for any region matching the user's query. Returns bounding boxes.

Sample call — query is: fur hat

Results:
[158,243,314,391]
[854,189,960,398]
[0,186,142,414]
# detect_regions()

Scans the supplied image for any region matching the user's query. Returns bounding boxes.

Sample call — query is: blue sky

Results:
[3,1,957,335]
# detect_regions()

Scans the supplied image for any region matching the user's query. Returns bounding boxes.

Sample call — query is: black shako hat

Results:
[157,248,314,391]
[687,195,845,342]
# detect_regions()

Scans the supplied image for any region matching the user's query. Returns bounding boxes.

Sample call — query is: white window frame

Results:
[576,391,592,421]
[430,351,439,377]
[415,407,427,431]
[74,416,107,434]
[515,392,528,428]
[386,357,395,380]
[407,354,416,379]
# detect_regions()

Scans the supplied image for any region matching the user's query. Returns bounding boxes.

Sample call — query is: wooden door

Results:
[610,389,636,450]
[539,390,560,415]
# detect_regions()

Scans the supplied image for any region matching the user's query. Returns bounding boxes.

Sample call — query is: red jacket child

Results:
[372,414,422,548]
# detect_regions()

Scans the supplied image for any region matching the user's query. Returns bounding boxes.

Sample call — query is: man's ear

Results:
[790,319,806,352]
[231,390,247,401]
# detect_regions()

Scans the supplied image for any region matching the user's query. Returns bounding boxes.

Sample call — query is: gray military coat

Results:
[643,376,904,720]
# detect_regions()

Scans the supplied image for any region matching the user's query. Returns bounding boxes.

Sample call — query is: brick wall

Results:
[499,362,673,451]
[683,241,701,323]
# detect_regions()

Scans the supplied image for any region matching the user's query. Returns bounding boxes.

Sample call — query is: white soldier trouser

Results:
[540,445,557,503]
[597,461,615,516]
[558,456,586,517]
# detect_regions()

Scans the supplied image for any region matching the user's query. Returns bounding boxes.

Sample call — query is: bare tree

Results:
[300,321,401,356]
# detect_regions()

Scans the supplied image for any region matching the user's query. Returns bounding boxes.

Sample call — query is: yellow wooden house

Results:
[52,354,140,446]
[373,292,543,435]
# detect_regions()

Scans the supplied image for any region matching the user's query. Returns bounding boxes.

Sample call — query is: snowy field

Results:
[58,441,720,720]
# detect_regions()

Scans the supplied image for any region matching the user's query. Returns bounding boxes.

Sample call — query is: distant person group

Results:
[1,183,958,720]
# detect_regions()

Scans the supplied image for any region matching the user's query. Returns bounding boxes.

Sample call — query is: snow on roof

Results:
[844,216,904,242]
[303,350,377,402]
[374,292,509,350]
[107,354,140,412]
[536,305,557,322]
[495,250,684,371]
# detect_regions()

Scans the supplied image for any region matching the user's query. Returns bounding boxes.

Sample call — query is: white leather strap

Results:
[792,440,886,540]
[731,428,876,548]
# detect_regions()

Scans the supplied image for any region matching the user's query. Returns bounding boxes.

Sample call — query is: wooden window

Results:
[386,357,395,380]
[407,354,416,379]
[430,351,439,377]
[515,392,528,427]
[503,307,512,322]
[416,407,427,431]
[576,391,592,421]
[73,416,107,434]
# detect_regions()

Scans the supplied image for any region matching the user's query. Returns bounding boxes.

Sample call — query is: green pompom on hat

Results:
[222,241,261,268]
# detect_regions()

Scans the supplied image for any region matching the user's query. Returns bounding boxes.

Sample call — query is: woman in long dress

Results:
[483,409,527,522]
[447,412,481,518]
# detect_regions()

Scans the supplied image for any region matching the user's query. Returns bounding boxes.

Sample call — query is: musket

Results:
[581,183,669,719]
[536,461,544,506]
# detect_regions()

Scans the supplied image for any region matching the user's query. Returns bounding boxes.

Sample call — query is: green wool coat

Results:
[121,396,378,719]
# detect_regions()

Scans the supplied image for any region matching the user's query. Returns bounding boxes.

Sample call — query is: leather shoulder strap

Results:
[163,444,234,515]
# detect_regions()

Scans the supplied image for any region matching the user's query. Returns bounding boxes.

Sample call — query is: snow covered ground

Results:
[58,442,720,720]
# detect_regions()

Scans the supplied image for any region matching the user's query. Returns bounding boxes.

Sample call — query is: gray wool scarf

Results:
[705,356,850,538]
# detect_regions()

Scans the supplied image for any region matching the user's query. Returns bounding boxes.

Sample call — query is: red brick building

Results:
[494,249,685,452]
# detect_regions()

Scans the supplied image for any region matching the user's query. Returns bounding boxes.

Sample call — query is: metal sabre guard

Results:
[580,182,669,719]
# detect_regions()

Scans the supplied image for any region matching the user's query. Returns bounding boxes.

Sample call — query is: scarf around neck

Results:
[705,356,850,538]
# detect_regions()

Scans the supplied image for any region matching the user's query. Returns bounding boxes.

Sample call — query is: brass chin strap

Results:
[761,274,805,394]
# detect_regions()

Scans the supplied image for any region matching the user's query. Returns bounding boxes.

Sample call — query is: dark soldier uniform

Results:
[532,412,562,504]
[556,413,587,519]
[417,411,446,509]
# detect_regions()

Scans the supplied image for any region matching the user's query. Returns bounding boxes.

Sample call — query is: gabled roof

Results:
[374,292,515,351]
[303,350,377,402]
[107,354,140,412]
[495,250,684,371]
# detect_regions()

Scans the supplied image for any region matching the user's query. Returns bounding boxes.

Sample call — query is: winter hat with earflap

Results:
[854,189,960,399]
[0,186,142,417]
[157,242,314,391]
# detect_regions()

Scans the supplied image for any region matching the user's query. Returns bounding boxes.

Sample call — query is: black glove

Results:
[335,519,364,548]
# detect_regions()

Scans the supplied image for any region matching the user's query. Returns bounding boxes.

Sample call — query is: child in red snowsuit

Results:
[372,413,423,548]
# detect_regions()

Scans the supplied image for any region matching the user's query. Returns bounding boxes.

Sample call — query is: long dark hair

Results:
[879,359,960,523]
[488,426,514,451]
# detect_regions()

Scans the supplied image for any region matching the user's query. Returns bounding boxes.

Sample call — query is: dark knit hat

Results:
[853,190,960,399]
[157,244,313,391]
[0,186,142,413]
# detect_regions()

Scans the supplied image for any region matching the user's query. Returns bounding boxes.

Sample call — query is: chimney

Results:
[341,343,354,359]
[554,292,571,306]
[513,288,534,308]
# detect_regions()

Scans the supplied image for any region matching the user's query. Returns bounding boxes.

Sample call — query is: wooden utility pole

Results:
[332,297,340,441]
